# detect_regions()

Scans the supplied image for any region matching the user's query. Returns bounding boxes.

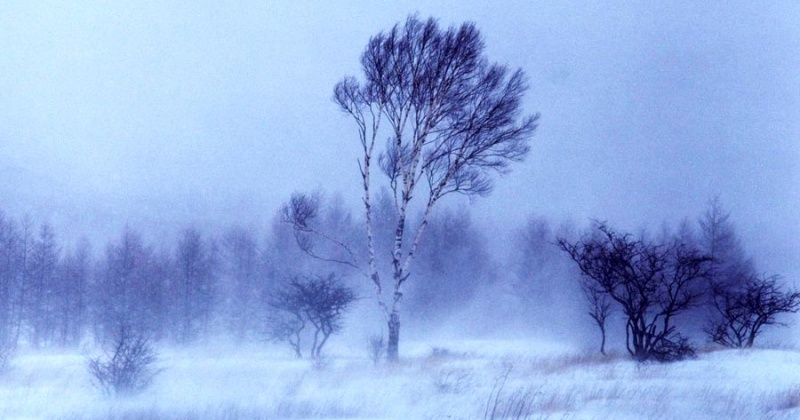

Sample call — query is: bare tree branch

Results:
[706,274,800,348]
[558,222,710,362]
[331,15,537,361]
[268,274,356,359]
[280,193,365,274]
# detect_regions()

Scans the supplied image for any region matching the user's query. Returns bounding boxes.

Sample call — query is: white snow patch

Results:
[0,342,798,419]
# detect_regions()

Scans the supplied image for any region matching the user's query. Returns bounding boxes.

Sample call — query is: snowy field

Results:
[1,340,799,419]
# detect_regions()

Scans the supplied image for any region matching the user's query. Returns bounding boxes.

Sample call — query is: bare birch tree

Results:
[325,15,538,361]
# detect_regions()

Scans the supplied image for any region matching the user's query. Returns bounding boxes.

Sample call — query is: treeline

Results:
[0,194,793,359]
[0,212,283,350]
[0,215,240,349]
[0,194,499,351]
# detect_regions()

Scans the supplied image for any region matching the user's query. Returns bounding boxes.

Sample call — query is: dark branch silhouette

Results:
[558,222,710,362]
[281,193,363,272]
[268,274,356,359]
[706,274,800,348]
[330,15,538,361]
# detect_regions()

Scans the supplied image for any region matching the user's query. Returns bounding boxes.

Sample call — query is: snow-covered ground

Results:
[1,339,798,419]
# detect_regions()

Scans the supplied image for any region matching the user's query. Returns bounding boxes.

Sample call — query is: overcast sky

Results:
[0,1,797,277]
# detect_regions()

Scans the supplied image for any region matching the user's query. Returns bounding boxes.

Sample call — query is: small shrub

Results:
[268,273,356,360]
[431,347,452,359]
[432,367,473,394]
[428,347,468,361]
[706,274,800,348]
[87,325,162,396]
[650,335,697,362]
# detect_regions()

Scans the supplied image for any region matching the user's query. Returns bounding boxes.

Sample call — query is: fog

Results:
[0,1,796,270]
[1,2,800,417]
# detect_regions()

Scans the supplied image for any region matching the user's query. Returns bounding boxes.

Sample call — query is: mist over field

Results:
[0,1,798,418]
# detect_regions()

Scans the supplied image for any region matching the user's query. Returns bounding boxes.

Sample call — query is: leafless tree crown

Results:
[268,273,356,359]
[559,222,711,361]
[706,274,800,348]
[334,15,538,202]
[87,324,161,396]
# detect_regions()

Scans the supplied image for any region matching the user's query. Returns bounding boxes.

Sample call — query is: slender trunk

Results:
[386,185,409,363]
[61,297,69,346]
[15,225,29,345]
[599,323,607,356]
[746,328,757,348]
[359,107,395,363]
[291,331,302,358]
[292,340,302,358]
[311,325,320,359]
[625,320,632,356]
[387,311,400,362]
[317,328,331,359]
[76,266,84,346]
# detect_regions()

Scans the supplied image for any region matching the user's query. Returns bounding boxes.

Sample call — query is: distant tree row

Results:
[0,211,268,350]
[0,197,495,357]
[0,185,794,367]
[0,214,89,349]
[0,192,794,366]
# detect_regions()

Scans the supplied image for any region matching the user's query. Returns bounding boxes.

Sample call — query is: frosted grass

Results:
[0,340,798,419]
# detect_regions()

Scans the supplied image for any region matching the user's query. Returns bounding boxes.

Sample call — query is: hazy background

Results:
[0,1,797,281]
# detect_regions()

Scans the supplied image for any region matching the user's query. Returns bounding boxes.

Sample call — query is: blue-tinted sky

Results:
[0,1,797,277]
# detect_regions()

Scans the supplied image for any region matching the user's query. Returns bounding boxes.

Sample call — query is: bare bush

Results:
[268,273,356,359]
[558,222,710,362]
[650,334,696,362]
[87,325,161,396]
[430,347,453,359]
[706,274,800,348]
[432,367,473,394]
